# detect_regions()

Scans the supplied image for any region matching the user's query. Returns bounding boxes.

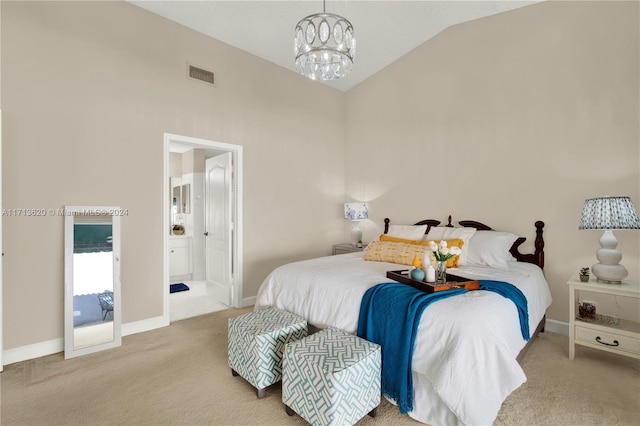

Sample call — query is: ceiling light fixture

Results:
[294,0,356,81]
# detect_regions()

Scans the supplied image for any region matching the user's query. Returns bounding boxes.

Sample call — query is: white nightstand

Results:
[332,243,364,255]
[567,275,640,360]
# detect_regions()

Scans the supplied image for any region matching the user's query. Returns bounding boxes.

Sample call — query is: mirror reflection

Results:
[171,177,190,216]
[72,218,114,349]
[181,184,190,214]
[65,206,121,359]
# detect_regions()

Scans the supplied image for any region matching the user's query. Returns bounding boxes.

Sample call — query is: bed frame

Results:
[383,215,546,361]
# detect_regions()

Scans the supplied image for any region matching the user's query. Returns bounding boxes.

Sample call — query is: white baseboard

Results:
[240,296,256,308]
[3,315,169,367]
[2,338,64,366]
[545,318,569,336]
[122,315,169,336]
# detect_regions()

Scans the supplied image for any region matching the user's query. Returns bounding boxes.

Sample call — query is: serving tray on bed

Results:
[386,270,480,293]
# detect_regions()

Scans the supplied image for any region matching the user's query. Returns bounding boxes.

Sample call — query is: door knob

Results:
[204,232,209,236]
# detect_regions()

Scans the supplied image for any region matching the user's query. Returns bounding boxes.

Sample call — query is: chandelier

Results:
[294,1,356,81]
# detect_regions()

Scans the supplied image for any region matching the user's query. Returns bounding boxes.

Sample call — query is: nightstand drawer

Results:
[575,325,640,355]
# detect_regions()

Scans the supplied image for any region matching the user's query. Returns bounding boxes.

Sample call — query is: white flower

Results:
[431,240,461,262]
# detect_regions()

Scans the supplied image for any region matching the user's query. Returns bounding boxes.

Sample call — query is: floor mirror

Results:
[64,206,121,359]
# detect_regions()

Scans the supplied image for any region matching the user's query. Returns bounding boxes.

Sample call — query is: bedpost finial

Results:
[447,215,453,227]
[534,220,545,269]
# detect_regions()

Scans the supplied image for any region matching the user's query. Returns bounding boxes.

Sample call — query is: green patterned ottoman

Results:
[228,308,308,399]
[282,327,381,426]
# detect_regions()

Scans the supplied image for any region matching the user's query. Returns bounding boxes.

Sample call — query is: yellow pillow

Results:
[379,234,429,244]
[365,238,464,268]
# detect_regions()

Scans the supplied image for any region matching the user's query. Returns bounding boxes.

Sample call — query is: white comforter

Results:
[255,252,552,425]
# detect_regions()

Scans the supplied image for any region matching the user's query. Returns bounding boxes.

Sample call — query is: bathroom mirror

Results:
[171,177,182,216]
[170,177,190,215]
[181,183,190,214]
[64,206,121,359]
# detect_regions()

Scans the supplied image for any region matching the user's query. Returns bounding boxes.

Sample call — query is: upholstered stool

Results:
[282,327,381,426]
[228,307,308,399]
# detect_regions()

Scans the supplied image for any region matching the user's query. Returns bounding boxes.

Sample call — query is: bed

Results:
[255,216,552,425]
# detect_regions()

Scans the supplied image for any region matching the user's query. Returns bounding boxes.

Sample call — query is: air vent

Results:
[187,63,215,87]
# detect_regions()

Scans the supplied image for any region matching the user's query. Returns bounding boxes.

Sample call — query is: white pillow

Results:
[425,226,477,265]
[387,224,428,241]
[465,230,519,270]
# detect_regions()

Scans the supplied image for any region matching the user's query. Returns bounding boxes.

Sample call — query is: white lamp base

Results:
[350,221,362,247]
[592,230,628,284]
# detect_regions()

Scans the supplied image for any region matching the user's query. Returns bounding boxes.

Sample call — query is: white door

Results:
[205,152,233,306]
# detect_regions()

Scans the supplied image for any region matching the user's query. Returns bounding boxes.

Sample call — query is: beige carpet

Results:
[1,307,639,426]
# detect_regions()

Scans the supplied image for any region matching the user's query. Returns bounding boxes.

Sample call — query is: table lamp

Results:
[344,203,368,247]
[579,196,640,283]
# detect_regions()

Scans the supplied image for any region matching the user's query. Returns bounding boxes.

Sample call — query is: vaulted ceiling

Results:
[129,1,540,92]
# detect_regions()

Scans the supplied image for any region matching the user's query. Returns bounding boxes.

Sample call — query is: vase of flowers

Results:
[429,240,462,284]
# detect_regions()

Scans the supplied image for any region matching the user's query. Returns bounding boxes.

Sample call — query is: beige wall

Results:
[1,1,346,350]
[169,152,182,178]
[181,149,205,174]
[345,1,639,323]
[2,0,638,354]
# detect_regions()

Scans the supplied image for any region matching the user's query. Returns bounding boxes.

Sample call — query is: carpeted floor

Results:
[1,307,639,425]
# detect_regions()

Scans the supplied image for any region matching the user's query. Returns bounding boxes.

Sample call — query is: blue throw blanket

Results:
[357,280,529,414]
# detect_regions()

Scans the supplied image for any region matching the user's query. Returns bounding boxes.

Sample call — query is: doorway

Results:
[163,133,243,324]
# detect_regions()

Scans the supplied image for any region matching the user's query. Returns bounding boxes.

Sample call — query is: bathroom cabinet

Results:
[170,237,192,279]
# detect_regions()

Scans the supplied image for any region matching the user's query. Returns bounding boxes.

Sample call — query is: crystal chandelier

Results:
[294,1,356,81]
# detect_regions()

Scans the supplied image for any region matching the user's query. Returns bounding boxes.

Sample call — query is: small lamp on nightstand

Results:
[344,202,368,247]
[579,196,640,284]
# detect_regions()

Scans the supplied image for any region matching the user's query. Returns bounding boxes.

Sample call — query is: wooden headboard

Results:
[383,215,545,269]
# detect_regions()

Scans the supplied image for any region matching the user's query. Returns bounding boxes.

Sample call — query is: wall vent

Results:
[187,63,215,87]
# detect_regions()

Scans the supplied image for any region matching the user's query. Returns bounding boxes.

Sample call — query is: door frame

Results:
[163,133,244,322]
[0,110,3,370]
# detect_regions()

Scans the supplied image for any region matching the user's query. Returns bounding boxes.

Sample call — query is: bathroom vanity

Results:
[170,236,192,281]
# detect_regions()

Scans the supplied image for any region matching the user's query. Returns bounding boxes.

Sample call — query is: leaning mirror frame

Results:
[64,206,122,359]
